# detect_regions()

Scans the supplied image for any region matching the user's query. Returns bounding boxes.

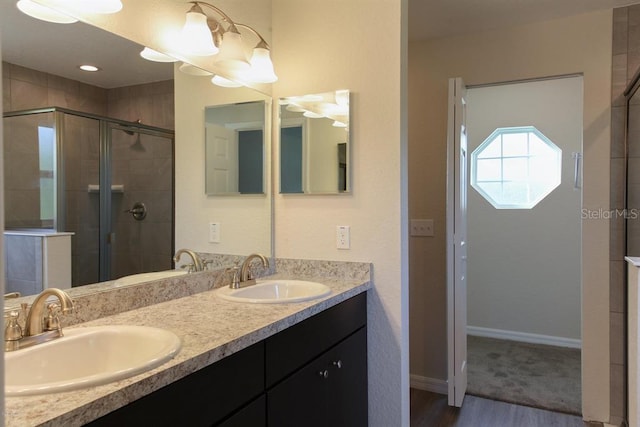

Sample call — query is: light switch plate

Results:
[410,219,434,237]
[209,222,220,243]
[337,225,350,249]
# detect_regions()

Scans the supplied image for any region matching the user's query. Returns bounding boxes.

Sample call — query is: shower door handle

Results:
[572,152,582,190]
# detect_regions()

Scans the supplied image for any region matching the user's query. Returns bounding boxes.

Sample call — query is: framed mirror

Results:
[279,90,350,194]
[205,101,267,196]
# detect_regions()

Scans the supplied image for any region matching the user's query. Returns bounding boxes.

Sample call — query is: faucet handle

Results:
[226,266,241,289]
[44,303,60,332]
[5,311,23,350]
[203,259,214,270]
[180,263,195,273]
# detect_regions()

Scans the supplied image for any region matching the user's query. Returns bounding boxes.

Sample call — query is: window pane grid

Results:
[471,126,561,209]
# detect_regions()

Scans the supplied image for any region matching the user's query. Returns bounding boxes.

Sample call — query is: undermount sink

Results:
[113,270,187,287]
[5,325,181,396]
[217,279,331,304]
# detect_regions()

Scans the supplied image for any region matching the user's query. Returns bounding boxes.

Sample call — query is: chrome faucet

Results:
[5,288,74,352]
[173,249,204,272]
[237,253,270,287]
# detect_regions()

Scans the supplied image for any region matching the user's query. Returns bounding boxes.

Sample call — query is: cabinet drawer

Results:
[86,341,265,427]
[266,292,366,387]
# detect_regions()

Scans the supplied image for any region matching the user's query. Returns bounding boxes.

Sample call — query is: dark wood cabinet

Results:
[85,293,367,427]
[267,328,367,427]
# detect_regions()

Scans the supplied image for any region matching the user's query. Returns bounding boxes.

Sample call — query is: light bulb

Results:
[16,0,78,23]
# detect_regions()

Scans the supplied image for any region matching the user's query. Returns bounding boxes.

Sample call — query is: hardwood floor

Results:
[410,389,599,427]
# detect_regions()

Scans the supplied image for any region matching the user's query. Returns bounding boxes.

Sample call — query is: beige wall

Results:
[272,0,408,425]
[409,10,612,422]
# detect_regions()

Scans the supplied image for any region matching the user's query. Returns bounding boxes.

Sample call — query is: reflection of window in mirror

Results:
[204,101,266,196]
[279,90,350,195]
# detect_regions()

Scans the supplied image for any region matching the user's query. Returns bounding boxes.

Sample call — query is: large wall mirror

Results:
[205,101,266,196]
[1,1,273,297]
[280,90,350,194]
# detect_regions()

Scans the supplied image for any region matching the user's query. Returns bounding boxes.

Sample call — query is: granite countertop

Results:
[5,274,370,427]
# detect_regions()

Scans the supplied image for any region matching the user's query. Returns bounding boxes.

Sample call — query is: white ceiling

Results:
[409,0,640,41]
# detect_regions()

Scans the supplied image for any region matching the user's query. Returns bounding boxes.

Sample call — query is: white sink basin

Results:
[217,280,331,304]
[5,325,181,396]
[113,270,187,287]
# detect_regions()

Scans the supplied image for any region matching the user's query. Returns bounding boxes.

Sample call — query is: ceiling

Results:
[0,1,173,89]
[410,0,640,41]
[2,1,640,88]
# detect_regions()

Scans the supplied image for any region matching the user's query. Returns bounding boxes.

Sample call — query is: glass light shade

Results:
[303,110,324,119]
[332,120,347,128]
[16,0,78,23]
[245,47,277,83]
[178,63,213,76]
[140,47,177,63]
[211,75,242,88]
[214,31,249,74]
[285,104,305,113]
[180,10,218,56]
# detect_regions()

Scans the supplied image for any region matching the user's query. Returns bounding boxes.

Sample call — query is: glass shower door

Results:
[108,126,174,281]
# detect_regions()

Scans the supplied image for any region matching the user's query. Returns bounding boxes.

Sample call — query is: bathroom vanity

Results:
[4,260,370,427]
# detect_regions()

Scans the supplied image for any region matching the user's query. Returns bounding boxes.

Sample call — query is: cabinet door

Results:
[267,353,330,427]
[216,395,265,427]
[326,328,368,427]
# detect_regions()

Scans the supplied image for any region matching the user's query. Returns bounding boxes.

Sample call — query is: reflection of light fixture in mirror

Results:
[16,0,77,23]
[16,0,122,21]
[179,63,213,76]
[332,121,347,128]
[140,47,177,63]
[303,111,324,119]
[211,75,242,88]
[78,64,100,72]
[285,104,305,113]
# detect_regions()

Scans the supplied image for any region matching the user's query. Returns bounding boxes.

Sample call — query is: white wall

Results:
[174,72,272,256]
[272,0,408,425]
[307,118,346,193]
[466,78,583,344]
[409,10,611,422]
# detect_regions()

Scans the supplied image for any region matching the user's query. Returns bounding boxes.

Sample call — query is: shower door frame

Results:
[3,106,175,284]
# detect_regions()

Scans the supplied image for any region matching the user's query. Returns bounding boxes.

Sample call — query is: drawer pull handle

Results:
[333,360,343,369]
[318,369,329,379]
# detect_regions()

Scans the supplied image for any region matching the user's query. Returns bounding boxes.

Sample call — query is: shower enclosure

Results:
[3,107,175,287]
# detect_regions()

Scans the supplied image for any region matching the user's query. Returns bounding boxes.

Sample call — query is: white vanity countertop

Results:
[5,274,370,427]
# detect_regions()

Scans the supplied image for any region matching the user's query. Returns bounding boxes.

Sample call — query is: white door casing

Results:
[446,77,468,407]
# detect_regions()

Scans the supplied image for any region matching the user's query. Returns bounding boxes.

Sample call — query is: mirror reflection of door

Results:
[281,125,304,193]
[206,124,238,194]
[238,129,264,194]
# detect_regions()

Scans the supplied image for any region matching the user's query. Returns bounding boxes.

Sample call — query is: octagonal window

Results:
[471,126,562,209]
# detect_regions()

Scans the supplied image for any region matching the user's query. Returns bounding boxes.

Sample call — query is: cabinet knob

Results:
[333,360,343,369]
[318,369,329,379]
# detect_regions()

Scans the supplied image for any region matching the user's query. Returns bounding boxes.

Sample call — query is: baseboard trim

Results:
[468,326,581,349]
[410,374,448,395]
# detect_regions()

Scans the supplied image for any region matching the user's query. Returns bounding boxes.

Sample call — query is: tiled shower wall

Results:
[2,62,174,286]
[610,5,640,425]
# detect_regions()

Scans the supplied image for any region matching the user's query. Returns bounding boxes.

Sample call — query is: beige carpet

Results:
[467,335,581,415]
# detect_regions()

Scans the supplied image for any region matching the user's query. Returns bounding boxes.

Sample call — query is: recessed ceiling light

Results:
[79,65,100,72]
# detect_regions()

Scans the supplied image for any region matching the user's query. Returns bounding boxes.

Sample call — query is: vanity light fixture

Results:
[178,63,213,76]
[161,1,277,85]
[16,0,122,22]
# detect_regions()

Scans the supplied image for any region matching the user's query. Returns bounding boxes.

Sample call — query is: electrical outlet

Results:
[337,225,350,249]
[209,222,220,243]
[410,219,434,237]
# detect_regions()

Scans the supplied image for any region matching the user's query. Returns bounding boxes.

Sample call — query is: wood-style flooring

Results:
[410,389,600,427]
